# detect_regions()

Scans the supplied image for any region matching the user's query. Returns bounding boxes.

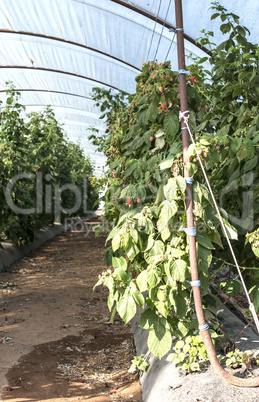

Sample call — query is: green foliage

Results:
[129,354,149,373]
[166,334,216,372]
[190,1,259,308]
[225,349,259,368]
[0,83,98,245]
[91,3,259,362]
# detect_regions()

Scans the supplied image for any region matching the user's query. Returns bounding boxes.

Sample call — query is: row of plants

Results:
[0,84,99,246]
[90,3,258,365]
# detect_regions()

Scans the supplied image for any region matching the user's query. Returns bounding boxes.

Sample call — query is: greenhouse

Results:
[0,0,258,401]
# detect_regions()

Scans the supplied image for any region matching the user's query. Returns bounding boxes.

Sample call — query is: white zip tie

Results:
[187,280,201,287]
[181,227,197,236]
[179,110,259,334]
[185,177,193,184]
[199,322,210,332]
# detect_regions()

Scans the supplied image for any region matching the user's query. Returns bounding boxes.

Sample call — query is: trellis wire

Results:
[179,110,259,333]
[153,0,172,62]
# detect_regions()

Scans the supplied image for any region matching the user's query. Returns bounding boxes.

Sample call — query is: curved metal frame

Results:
[0,88,92,100]
[0,30,140,72]
[0,66,122,92]
[111,0,211,56]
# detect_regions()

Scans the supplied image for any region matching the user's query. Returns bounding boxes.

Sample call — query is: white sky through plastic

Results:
[0,0,258,173]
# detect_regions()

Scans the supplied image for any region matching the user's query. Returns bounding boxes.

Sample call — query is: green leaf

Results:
[217,124,231,136]
[139,308,157,329]
[123,232,131,249]
[122,125,136,144]
[132,290,145,307]
[146,102,158,122]
[124,160,138,178]
[236,25,246,37]
[220,22,231,34]
[197,245,212,273]
[176,176,186,194]
[252,245,259,258]
[114,268,128,282]
[168,259,188,282]
[211,12,220,20]
[138,93,149,106]
[213,230,223,248]
[161,226,171,242]
[112,256,127,270]
[230,137,241,154]
[222,219,238,240]
[110,304,117,323]
[110,160,120,169]
[137,216,154,234]
[159,157,174,170]
[177,321,189,338]
[138,109,148,126]
[148,323,172,359]
[130,227,139,244]
[155,129,165,138]
[160,200,177,223]
[155,183,165,205]
[196,121,207,132]
[176,295,188,318]
[126,239,140,261]
[164,178,177,201]
[112,233,121,252]
[156,136,165,149]
[243,156,258,173]
[137,184,146,201]
[144,235,155,252]
[244,139,255,159]
[147,268,160,289]
[236,147,247,163]
[163,114,179,140]
[117,293,136,323]
[106,225,121,243]
[196,232,215,249]
[167,247,186,258]
[251,287,259,310]
[221,279,241,298]
[154,240,165,255]
[136,270,148,292]
[228,165,240,182]
[198,57,209,64]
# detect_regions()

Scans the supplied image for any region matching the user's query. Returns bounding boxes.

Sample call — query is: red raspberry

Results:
[161,104,166,110]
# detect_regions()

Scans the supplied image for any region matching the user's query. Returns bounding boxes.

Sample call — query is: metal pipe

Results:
[174,0,259,387]
[0,30,140,72]
[0,88,92,100]
[0,66,121,92]
[112,0,211,56]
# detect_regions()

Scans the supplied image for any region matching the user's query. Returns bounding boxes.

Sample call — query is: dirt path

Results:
[0,218,141,402]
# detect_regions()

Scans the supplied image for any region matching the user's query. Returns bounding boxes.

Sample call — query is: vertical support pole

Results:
[174,0,206,328]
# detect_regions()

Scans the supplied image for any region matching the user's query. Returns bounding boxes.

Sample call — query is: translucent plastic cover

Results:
[0,0,257,171]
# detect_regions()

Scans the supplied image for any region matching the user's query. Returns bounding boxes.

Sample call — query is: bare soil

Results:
[0,217,141,402]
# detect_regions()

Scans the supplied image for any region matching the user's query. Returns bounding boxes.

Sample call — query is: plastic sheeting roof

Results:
[0,0,258,173]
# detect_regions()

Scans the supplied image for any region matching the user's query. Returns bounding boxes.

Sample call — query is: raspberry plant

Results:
[92,3,258,361]
[0,84,99,245]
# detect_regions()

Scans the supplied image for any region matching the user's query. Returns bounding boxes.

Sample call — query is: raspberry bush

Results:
[92,3,258,360]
